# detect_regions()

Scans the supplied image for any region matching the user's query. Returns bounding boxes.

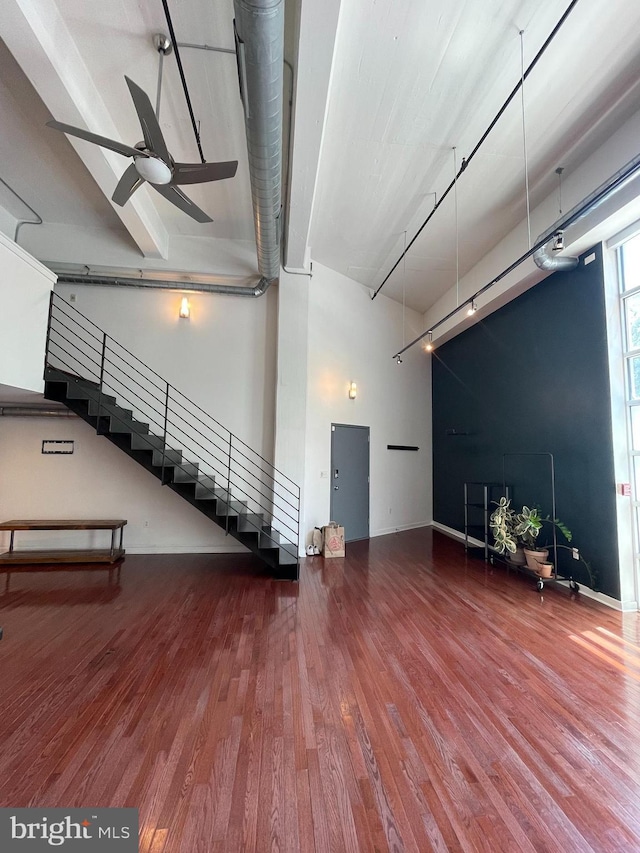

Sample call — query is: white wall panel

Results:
[0,232,55,393]
[303,263,431,542]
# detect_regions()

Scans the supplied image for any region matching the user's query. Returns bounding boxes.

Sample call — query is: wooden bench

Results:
[0,519,127,565]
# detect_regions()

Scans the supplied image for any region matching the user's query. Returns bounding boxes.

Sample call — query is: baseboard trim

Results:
[431,520,485,549]
[373,521,431,538]
[125,545,249,555]
[553,580,634,611]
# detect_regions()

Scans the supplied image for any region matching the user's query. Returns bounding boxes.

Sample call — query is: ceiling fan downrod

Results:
[153,33,173,120]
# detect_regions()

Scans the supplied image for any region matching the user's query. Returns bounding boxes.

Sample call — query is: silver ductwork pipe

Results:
[53,2,284,299]
[534,151,640,272]
[53,272,270,297]
[234,0,284,284]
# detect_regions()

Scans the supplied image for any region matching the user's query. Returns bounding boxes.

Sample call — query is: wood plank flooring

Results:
[1,528,640,851]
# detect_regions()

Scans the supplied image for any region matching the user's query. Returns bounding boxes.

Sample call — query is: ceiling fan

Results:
[46,76,238,223]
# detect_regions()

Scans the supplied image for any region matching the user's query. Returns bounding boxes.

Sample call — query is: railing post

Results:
[96,333,107,435]
[43,291,55,377]
[161,382,170,484]
[225,433,232,535]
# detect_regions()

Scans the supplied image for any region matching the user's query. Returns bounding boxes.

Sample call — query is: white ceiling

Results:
[2,0,640,313]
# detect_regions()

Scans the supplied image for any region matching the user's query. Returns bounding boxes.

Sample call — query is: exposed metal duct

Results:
[53,271,270,297]
[534,151,640,272]
[52,2,284,300]
[234,0,284,284]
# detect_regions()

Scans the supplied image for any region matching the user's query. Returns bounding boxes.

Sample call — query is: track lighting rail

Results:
[374,0,581,301]
[393,149,640,359]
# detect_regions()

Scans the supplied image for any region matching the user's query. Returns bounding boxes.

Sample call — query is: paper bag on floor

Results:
[322,521,345,558]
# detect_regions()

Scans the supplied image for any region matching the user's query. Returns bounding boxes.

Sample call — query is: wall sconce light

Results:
[348,381,357,400]
[179,296,191,319]
[425,331,434,352]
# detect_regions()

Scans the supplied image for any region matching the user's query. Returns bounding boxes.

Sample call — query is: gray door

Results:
[330,423,370,542]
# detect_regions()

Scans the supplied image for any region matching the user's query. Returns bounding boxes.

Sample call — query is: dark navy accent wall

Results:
[432,244,620,598]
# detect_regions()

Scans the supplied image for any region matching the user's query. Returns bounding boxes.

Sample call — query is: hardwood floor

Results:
[1,528,640,851]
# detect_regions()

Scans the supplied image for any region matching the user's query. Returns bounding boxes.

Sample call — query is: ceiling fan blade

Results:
[172,161,238,185]
[152,184,213,223]
[46,120,142,158]
[124,76,171,163]
[112,163,145,206]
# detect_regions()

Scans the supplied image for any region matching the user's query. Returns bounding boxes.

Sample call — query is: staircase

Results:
[43,293,300,580]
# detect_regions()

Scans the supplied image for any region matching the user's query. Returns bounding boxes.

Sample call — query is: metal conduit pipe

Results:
[534,151,640,272]
[233,0,284,285]
[54,272,271,297]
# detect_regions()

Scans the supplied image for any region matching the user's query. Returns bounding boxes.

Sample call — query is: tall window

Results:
[619,233,640,570]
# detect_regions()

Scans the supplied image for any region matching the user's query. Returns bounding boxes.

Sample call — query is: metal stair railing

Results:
[45,292,301,561]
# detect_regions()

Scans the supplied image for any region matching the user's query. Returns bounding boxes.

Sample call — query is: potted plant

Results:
[489,497,526,565]
[490,498,572,572]
[536,561,553,578]
[515,505,572,571]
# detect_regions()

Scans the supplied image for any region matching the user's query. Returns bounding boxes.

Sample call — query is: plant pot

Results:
[507,545,527,566]
[536,562,553,578]
[524,548,549,571]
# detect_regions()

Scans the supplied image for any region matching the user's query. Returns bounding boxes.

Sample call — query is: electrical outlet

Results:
[572,547,579,560]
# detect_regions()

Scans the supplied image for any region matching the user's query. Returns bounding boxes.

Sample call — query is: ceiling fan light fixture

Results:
[134,156,172,185]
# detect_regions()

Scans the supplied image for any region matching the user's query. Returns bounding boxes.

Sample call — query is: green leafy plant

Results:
[514,505,542,549]
[516,506,572,551]
[490,498,572,554]
[489,497,518,554]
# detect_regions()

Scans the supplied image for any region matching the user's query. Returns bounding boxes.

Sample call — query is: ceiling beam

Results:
[3,0,168,259]
[284,0,341,272]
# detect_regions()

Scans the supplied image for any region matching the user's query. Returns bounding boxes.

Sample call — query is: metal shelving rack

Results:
[464,482,510,561]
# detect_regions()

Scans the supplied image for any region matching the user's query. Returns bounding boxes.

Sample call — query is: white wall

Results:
[2,261,432,557]
[0,281,277,555]
[303,263,431,541]
[0,416,246,554]
[0,232,55,393]
[54,282,277,462]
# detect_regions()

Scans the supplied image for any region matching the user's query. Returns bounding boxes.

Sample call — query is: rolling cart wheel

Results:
[536,579,544,592]
[569,580,580,592]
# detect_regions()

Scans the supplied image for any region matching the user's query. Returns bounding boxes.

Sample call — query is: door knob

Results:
[333,486,339,490]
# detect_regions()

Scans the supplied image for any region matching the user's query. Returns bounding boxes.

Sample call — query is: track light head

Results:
[552,230,565,252]
[425,331,434,352]
[396,355,403,364]
[467,300,477,316]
